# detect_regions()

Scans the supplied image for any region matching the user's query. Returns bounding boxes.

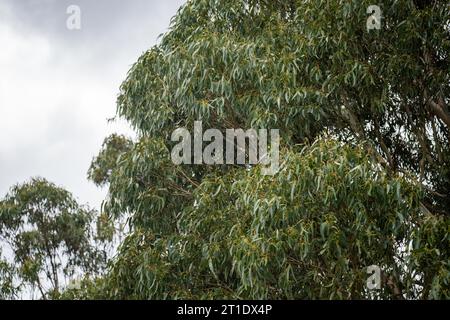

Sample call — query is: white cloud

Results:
[0,19,109,207]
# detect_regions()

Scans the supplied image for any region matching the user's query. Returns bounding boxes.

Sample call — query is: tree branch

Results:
[429,99,450,129]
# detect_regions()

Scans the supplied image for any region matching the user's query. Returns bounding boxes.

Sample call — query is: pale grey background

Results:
[0,0,185,209]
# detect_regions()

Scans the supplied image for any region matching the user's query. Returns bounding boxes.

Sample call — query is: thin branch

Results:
[429,99,450,129]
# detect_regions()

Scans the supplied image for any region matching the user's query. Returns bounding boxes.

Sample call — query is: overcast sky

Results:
[0,0,185,209]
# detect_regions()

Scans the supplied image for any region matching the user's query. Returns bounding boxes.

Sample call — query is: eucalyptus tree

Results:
[0,178,107,299]
[80,0,449,299]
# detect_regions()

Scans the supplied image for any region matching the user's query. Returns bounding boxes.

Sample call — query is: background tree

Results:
[0,178,107,299]
[0,251,18,299]
[78,0,449,299]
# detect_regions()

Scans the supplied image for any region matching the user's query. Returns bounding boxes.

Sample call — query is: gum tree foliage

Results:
[78,0,449,299]
[0,178,107,299]
[0,252,18,299]
[87,134,133,246]
[88,134,134,188]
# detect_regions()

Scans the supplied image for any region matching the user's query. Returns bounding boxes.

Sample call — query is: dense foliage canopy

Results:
[65,0,449,299]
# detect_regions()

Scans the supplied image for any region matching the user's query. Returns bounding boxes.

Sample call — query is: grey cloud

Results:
[0,0,186,208]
